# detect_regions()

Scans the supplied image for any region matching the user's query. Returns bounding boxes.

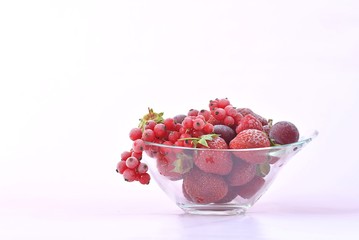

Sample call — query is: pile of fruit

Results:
[116,98,299,203]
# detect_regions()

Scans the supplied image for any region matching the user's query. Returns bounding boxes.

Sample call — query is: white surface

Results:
[1,0,359,239]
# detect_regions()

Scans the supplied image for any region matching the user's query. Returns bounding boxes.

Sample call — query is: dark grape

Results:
[173,114,186,124]
[213,124,236,144]
[269,121,299,144]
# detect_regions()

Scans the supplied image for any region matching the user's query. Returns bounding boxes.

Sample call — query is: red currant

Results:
[126,156,139,169]
[129,127,142,141]
[139,173,150,184]
[153,123,166,138]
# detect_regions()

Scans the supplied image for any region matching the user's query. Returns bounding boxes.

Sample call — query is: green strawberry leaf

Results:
[198,138,209,148]
[178,134,220,148]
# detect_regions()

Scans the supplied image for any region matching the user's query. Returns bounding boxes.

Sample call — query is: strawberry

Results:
[156,153,183,181]
[237,176,265,199]
[183,167,228,204]
[229,129,270,164]
[235,114,263,134]
[226,158,256,186]
[194,136,233,175]
[237,108,268,126]
[215,186,240,203]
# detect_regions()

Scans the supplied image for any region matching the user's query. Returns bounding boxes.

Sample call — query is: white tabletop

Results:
[1,191,358,240]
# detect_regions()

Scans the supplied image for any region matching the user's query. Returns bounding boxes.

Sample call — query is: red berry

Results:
[183,167,228,204]
[217,98,230,108]
[137,162,148,174]
[129,127,142,141]
[213,108,226,121]
[164,118,176,131]
[144,120,157,130]
[229,129,270,164]
[226,158,256,186]
[237,176,265,199]
[142,129,155,142]
[131,151,142,160]
[202,123,214,134]
[223,116,235,126]
[139,173,151,184]
[133,139,145,153]
[188,109,199,116]
[198,109,211,121]
[194,137,233,175]
[235,114,263,134]
[126,156,139,169]
[215,186,240,203]
[153,123,167,138]
[207,115,221,125]
[237,108,268,126]
[193,118,205,130]
[168,131,181,143]
[182,117,193,129]
[224,105,237,117]
[156,155,183,181]
[116,161,127,174]
[123,168,137,182]
[121,151,132,161]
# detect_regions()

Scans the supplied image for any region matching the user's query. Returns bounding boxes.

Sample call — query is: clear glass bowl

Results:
[142,130,318,216]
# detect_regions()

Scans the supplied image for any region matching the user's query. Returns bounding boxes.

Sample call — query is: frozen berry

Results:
[237,176,265,199]
[129,127,143,141]
[126,156,139,169]
[215,186,240,203]
[116,161,127,174]
[173,114,186,124]
[229,129,270,164]
[194,137,233,175]
[213,124,236,144]
[226,158,256,186]
[235,114,263,134]
[156,154,183,181]
[183,168,228,204]
[269,121,299,144]
[123,168,137,182]
[139,173,150,184]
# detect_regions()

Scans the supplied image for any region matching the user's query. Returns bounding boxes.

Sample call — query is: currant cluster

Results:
[208,98,244,127]
[116,140,150,184]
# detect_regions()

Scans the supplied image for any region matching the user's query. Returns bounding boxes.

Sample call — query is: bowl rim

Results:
[144,130,319,152]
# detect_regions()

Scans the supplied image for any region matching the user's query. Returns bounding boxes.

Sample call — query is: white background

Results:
[1,0,359,239]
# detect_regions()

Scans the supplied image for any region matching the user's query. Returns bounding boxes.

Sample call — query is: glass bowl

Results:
[142,130,318,216]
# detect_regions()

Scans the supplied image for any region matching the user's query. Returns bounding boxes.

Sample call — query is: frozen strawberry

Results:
[194,137,233,175]
[182,182,193,202]
[215,186,240,203]
[156,153,183,181]
[226,158,256,186]
[229,129,270,164]
[235,114,263,134]
[237,108,268,126]
[183,167,228,204]
[207,115,221,125]
[237,176,265,199]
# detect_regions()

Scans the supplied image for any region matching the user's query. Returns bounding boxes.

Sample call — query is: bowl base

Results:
[177,203,250,216]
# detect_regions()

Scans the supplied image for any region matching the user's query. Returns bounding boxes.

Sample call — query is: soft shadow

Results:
[251,202,359,215]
